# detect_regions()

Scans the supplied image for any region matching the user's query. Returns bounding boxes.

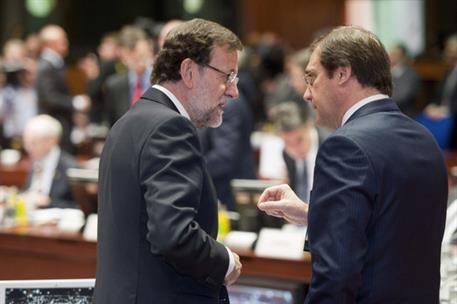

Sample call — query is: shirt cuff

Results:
[224,246,235,278]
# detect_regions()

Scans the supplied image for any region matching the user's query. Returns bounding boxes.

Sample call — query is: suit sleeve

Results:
[139,116,229,286]
[49,153,80,209]
[36,65,74,113]
[305,135,376,303]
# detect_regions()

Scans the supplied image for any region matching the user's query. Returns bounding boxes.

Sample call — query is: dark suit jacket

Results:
[437,66,457,116]
[95,87,230,304]
[35,56,74,152]
[305,99,447,303]
[391,64,420,118]
[24,151,79,208]
[86,59,122,123]
[199,95,256,210]
[436,67,457,149]
[104,72,130,127]
[283,128,326,199]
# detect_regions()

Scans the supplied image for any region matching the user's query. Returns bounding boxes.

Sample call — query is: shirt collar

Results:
[152,84,190,120]
[128,66,153,88]
[34,146,60,172]
[41,48,64,68]
[341,94,389,126]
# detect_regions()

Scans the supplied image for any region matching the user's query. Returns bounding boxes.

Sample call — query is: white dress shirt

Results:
[29,147,61,196]
[341,94,389,126]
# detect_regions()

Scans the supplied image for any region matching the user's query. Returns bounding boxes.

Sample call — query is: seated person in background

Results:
[269,102,325,201]
[388,43,420,118]
[421,33,457,148]
[22,114,79,209]
[425,33,457,118]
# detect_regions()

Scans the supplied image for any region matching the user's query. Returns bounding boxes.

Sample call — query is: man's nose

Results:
[226,82,239,99]
[303,86,312,102]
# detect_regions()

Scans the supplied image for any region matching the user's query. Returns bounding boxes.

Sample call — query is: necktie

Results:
[131,77,143,105]
[31,162,44,193]
[295,161,308,201]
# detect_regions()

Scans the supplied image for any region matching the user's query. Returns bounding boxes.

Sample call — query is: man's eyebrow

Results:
[304,70,315,76]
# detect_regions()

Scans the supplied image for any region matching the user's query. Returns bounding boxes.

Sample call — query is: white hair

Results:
[24,114,62,139]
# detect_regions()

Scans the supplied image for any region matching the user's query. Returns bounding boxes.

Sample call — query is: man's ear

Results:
[180,58,195,88]
[336,65,352,85]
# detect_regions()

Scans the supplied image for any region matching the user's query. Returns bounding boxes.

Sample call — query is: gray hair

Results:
[152,18,242,84]
[24,114,62,139]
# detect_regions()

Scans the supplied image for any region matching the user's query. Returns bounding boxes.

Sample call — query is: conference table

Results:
[2,150,457,287]
[0,224,312,284]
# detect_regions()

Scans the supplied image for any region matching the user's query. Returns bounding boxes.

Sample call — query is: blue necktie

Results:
[295,162,308,201]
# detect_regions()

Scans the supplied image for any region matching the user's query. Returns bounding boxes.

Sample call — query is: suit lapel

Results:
[49,155,63,198]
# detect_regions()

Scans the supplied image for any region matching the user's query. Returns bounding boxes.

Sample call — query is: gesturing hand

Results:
[257,184,308,225]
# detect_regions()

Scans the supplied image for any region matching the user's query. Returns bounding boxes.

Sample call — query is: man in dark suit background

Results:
[22,114,79,209]
[104,25,154,127]
[36,25,91,153]
[198,92,256,211]
[269,101,326,202]
[257,26,447,303]
[95,19,243,304]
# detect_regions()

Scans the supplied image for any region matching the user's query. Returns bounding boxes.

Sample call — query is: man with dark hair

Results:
[269,101,324,202]
[95,19,243,304]
[103,25,153,126]
[258,26,447,303]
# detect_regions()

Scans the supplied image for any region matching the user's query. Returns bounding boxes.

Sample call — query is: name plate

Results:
[255,228,306,260]
[83,214,98,241]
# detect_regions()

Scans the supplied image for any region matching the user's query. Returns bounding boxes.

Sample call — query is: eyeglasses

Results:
[203,63,239,86]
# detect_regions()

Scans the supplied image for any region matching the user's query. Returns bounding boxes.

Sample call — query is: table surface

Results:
[0,224,312,284]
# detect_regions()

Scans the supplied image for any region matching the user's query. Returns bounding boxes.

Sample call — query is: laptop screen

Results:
[0,279,95,304]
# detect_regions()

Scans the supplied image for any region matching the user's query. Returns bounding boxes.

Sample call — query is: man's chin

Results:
[208,117,223,128]
[193,114,223,129]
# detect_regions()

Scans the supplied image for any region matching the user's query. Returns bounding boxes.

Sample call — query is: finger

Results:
[266,210,286,219]
[258,200,286,212]
[258,189,278,205]
[257,184,288,204]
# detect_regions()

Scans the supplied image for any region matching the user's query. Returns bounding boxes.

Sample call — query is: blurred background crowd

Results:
[0,0,456,215]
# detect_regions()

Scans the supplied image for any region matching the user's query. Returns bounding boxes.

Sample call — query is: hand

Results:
[25,191,51,208]
[74,95,92,113]
[424,104,449,119]
[224,252,242,286]
[257,184,308,225]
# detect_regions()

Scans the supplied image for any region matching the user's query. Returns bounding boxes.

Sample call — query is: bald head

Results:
[2,39,26,62]
[39,25,69,57]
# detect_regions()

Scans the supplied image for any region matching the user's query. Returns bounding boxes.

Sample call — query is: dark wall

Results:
[0,0,239,49]
[240,0,345,50]
[426,0,457,58]
[1,0,456,57]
